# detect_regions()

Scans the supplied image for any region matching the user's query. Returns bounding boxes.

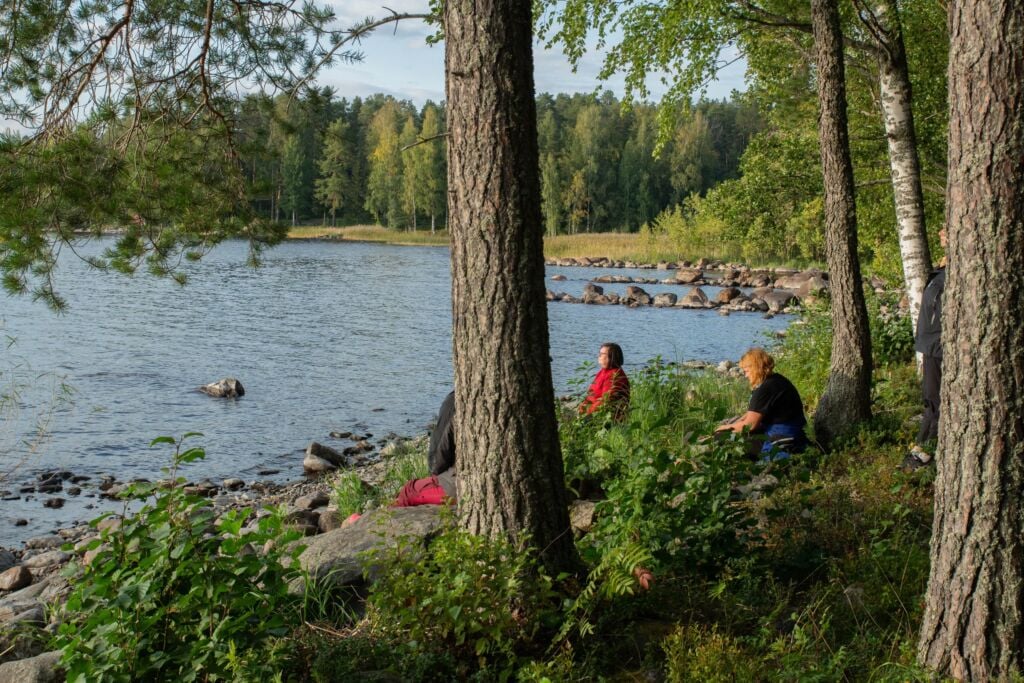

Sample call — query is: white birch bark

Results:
[875,1,932,332]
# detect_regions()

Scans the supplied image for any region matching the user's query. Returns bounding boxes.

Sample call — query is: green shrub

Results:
[365,520,560,678]
[54,434,303,682]
[663,624,760,682]
[562,363,755,574]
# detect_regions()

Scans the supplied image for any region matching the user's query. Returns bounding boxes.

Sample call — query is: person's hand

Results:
[633,566,654,591]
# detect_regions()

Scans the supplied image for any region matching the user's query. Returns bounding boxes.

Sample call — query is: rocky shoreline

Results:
[0,431,426,678]
[547,263,844,315]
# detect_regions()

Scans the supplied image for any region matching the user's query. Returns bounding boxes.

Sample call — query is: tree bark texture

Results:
[917,0,1024,679]
[444,0,578,571]
[810,0,873,450]
[875,0,932,333]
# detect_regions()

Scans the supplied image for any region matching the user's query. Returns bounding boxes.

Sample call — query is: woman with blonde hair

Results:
[715,347,807,457]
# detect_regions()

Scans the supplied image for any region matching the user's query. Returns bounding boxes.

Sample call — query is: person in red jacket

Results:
[580,342,630,420]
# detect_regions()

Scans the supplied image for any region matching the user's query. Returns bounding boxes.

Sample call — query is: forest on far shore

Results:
[241,91,762,237]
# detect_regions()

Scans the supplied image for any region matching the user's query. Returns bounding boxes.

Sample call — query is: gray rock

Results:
[284,509,320,537]
[0,551,15,573]
[0,599,43,624]
[550,274,567,281]
[318,509,345,534]
[24,536,62,552]
[675,268,703,284]
[305,442,344,468]
[569,500,597,535]
[652,292,677,307]
[294,506,444,593]
[0,567,32,592]
[21,552,68,570]
[199,377,245,398]
[715,286,742,304]
[0,650,63,683]
[760,289,798,313]
[223,478,245,491]
[582,282,604,296]
[624,285,651,306]
[294,493,329,510]
[678,287,710,308]
[42,498,64,509]
[582,292,610,305]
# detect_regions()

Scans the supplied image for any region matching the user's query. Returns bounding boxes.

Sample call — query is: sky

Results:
[320,0,748,106]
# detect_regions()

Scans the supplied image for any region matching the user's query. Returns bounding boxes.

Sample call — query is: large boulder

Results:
[760,289,798,313]
[675,268,703,284]
[0,651,62,683]
[582,282,604,296]
[795,275,829,300]
[0,567,31,593]
[652,292,678,308]
[678,287,711,308]
[293,506,444,593]
[303,442,345,474]
[774,269,825,290]
[199,378,245,398]
[715,287,742,304]
[624,286,652,306]
[0,551,15,574]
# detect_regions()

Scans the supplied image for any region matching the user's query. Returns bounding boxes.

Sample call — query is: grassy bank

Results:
[289,225,822,269]
[288,224,450,246]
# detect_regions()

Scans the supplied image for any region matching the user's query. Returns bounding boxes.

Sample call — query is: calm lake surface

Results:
[0,239,789,546]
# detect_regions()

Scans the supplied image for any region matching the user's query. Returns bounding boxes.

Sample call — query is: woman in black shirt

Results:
[715,347,808,457]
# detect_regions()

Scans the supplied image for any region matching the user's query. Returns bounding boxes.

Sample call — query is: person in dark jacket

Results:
[395,390,457,505]
[902,228,946,471]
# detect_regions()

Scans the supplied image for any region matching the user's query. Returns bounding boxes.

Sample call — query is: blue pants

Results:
[760,423,808,459]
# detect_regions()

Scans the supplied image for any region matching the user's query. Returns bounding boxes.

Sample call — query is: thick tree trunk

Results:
[444,0,578,571]
[810,0,873,450]
[917,1,1024,679]
[876,2,932,332]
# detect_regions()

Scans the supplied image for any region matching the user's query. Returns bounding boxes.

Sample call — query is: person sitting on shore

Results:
[345,391,456,525]
[579,342,631,421]
[394,390,456,507]
[715,347,807,459]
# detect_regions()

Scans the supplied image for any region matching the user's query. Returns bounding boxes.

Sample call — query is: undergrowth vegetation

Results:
[49,293,934,681]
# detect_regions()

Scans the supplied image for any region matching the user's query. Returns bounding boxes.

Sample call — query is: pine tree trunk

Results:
[445,0,578,571]
[876,0,932,333]
[917,1,1024,678]
[810,0,873,449]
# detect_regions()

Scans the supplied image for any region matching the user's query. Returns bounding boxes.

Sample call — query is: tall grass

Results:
[288,225,449,246]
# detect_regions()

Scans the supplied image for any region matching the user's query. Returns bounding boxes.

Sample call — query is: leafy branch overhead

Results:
[0,0,433,308]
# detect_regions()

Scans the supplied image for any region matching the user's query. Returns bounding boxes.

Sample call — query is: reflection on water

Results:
[0,239,789,545]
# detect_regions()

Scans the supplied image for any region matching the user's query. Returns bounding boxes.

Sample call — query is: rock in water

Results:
[199,378,245,398]
[303,442,346,474]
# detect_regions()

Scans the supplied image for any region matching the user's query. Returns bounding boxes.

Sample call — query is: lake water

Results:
[0,239,789,546]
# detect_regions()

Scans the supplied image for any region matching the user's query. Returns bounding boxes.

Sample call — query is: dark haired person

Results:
[580,342,631,420]
[902,228,946,472]
[394,390,456,506]
[715,347,807,458]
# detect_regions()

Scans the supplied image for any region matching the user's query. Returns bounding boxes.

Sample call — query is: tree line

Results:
[234,90,762,233]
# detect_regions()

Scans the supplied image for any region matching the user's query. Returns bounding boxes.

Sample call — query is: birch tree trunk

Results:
[810,0,873,450]
[444,0,578,571]
[917,0,1024,678]
[875,0,932,331]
